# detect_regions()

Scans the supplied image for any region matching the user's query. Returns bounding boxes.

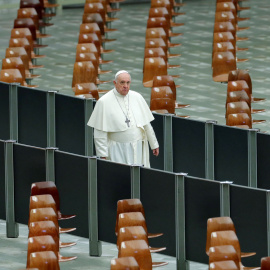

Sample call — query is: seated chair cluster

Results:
[212,0,250,82]
[0,0,58,87]
[111,198,168,270]
[22,181,77,270]
[143,0,185,88]
[206,216,259,270]
[225,69,266,129]
[72,0,125,98]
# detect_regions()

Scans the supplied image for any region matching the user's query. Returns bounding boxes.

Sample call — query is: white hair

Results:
[114,70,130,81]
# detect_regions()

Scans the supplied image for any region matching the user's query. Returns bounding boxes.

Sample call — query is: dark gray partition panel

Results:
[150,113,164,170]
[14,144,46,224]
[230,185,268,266]
[173,117,205,177]
[257,132,270,189]
[0,140,5,219]
[97,160,131,243]
[214,125,248,186]
[140,168,176,256]
[18,86,47,147]
[55,151,89,238]
[185,177,220,264]
[0,82,10,140]
[55,94,85,155]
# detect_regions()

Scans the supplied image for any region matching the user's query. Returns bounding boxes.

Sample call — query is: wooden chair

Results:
[215,2,249,21]
[214,21,247,40]
[29,207,76,234]
[228,69,266,102]
[216,0,250,12]
[212,51,237,82]
[111,257,140,270]
[226,90,250,108]
[209,261,239,270]
[150,0,184,17]
[30,181,76,220]
[226,113,252,129]
[118,240,168,269]
[29,251,60,270]
[117,225,166,253]
[209,245,239,267]
[261,257,270,270]
[150,98,176,114]
[115,199,163,238]
[0,69,24,85]
[213,32,248,49]
[206,217,256,257]
[29,194,58,215]
[74,83,100,99]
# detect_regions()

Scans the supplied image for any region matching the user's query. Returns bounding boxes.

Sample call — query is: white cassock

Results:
[87,88,159,167]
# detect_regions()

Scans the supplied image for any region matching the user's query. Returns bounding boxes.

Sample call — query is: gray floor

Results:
[0,0,270,269]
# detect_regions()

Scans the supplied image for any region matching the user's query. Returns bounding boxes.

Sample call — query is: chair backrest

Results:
[212,51,236,82]
[226,101,251,118]
[151,86,174,100]
[82,13,105,35]
[72,61,97,87]
[216,2,237,16]
[118,240,152,270]
[117,225,149,250]
[20,0,43,20]
[143,57,167,87]
[152,75,177,89]
[145,28,168,44]
[213,32,236,48]
[150,98,175,114]
[226,113,252,128]
[17,8,40,29]
[226,90,251,108]
[148,7,172,28]
[261,257,270,270]
[6,47,30,71]
[29,250,60,270]
[144,38,168,53]
[10,28,34,48]
[228,70,252,94]
[151,0,174,17]
[0,69,23,85]
[214,21,236,36]
[215,11,236,24]
[78,33,101,55]
[147,17,170,39]
[76,43,100,61]
[209,260,239,270]
[111,257,140,270]
[9,37,32,60]
[75,82,100,100]
[2,57,26,80]
[14,17,37,41]
[212,41,235,56]
[206,217,235,255]
[144,48,168,68]
[227,80,251,97]
[84,2,107,22]
[29,194,58,215]
[209,245,239,267]
[27,235,58,267]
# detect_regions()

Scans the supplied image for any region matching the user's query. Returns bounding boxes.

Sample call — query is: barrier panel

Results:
[97,159,131,243]
[214,125,248,185]
[14,144,46,224]
[185,176,220,264]
[230,185,268,266]
[55,94,86,155]
[150,113,164,170]
[173,117,205,177]
[0,82,10,140]
[17,86,47,148]
[257,132,270,189]
[0,140,5,219]
[140,167,176,256]
[55,151,89,238]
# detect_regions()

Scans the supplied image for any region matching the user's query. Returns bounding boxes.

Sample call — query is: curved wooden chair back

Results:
[214,21,236,37]
[2,57,26,78]
[209,261,239,270]
[261,257,270,270]
[84,2,108,23]
[215,11,236,25]
[14,18,37,41]
[72,61,97,87]
[29,194,57,216]
[75,52,101,75]
[111,257,140,270]
[212,51,236,82]
[226,101,251,118]
[150,98,175,114]
[216,2,236,13]
[144,38,168,54]
[0,69,24,85]
[227,80,251,97]
[147,17,170,39]
[82,13,105,35]
[152,75,178,90]
[143,57,167,87]
[150,0,174,17]
[118,240,152,270]
[5,47,30,73]
[78,33,102,55]
[148,7,172,28]
[213,32,236,48]
[76,43,101,63]
[29,251,60,270]
[226,90,251,108]
[212,41,235,56]
[27,235,58,267]
[226,113,252,128]
[206,217,235,255]
[20,0,43,20]
[151,86,174,100]
[9,37,32,60]
[228,70,252,93]
[29,221,60,251]
[209,245,239,267]
[10,28,34,48]
[80,22,101,35]
[17,8,41,30]
[117,226,149,250]
[75,83,100,100]
[145,28,168,44]
[29,207,59,228]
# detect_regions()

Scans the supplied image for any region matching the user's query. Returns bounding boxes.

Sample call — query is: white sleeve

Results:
[144,123,159,150]
[94,129,108,157]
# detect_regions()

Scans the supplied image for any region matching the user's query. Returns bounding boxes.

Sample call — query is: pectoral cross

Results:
[125,117,130,127]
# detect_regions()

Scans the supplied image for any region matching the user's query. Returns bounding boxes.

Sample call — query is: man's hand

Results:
[153,148,159,156]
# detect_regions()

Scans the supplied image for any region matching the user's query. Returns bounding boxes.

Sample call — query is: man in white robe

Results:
[87,70,159,167]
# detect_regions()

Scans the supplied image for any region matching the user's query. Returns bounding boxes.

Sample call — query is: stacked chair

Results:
[72,0,125,98]
[25,181,77,269]
[225,69,266,129]
[111,198,168,269]
[0,0,57,87]
[212,0,250,82]
[206,216,259,270]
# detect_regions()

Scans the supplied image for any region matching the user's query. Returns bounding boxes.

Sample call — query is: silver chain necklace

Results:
[113,91,131,127]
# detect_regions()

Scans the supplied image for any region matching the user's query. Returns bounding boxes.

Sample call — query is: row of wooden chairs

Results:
[111,198,168,269]
[206,216,258,270]
[0,0,57,87]
[72,0,125,98]
[225,69,266,129]
[20,181,77,269]
[212,0,250,82]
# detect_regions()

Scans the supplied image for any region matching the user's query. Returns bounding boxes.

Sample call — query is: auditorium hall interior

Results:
[0,0,270,269]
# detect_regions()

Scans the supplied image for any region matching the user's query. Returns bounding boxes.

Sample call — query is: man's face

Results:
[113,73,131,96]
